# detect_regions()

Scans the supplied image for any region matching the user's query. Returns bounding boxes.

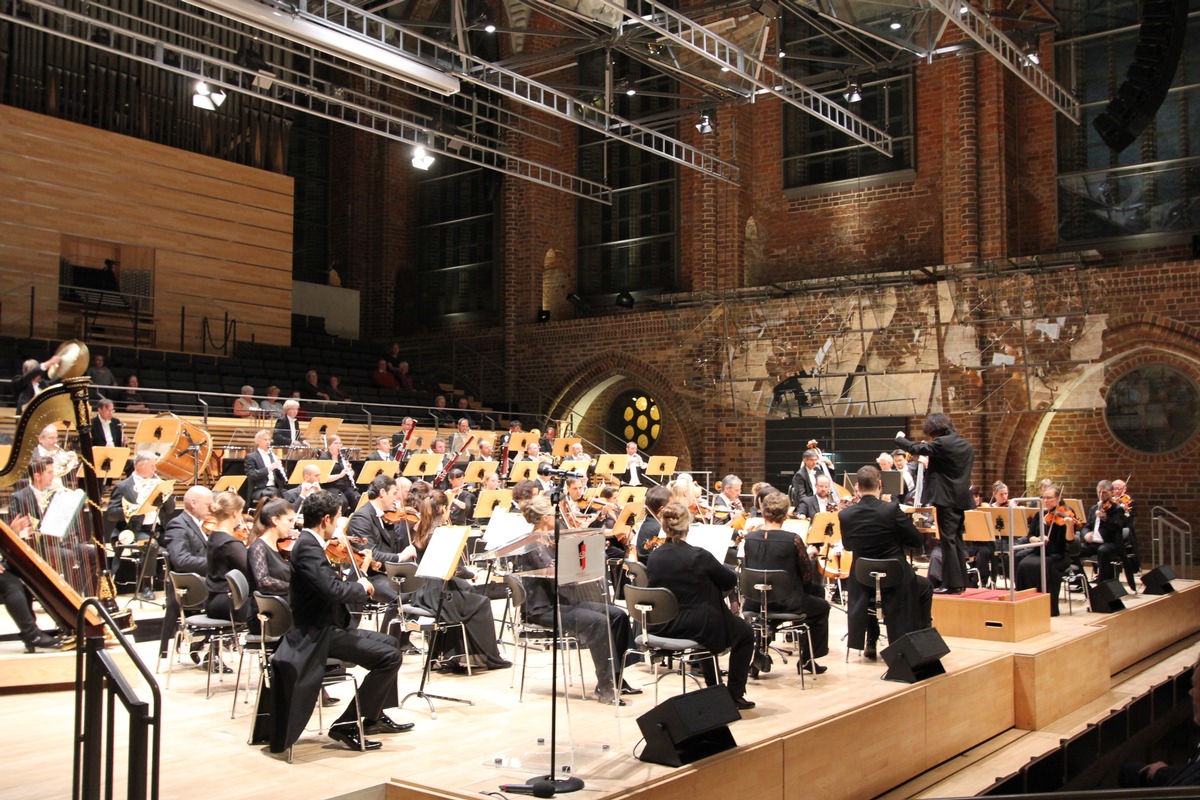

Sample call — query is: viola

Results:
[325,537,380,573]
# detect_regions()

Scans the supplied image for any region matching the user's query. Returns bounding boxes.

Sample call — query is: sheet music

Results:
[686,524,734,564]
[39,489,86,538]
[482,510,534,549]
[416,526,471,581]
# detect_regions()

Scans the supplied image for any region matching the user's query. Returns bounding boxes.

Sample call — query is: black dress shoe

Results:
[596,686,626,706]
[363,715,415,735]
[620,681,643,696]
[863,643,878,661]
[801,660,829,675]
[24,634,61,653]
[328,724,382,751]
[321,692,340,708]
[753,650,773,674]
[732,696,756,711]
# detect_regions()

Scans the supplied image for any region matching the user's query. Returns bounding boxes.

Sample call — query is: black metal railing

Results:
[73,599,161,800]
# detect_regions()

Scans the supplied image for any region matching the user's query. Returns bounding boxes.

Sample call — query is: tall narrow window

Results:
[415,163,498,321]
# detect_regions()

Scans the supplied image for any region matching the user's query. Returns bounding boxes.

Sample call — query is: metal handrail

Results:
[1004,498,1051,602]
[73,598,161,800]
[1150,506,1193,574]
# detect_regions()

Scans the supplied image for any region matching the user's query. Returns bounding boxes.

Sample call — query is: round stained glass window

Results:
[607,391,662,451]
[1105,365,1200,454]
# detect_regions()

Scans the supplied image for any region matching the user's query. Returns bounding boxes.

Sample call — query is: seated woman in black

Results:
[1014,482,1079,617]
[645,502,756,710]
[246,498,296,633]
[741,490,830,674]
[399,489,510,672]
[205,491,250,623]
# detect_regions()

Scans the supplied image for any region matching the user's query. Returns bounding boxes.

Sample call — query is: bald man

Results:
[159,486,214,660]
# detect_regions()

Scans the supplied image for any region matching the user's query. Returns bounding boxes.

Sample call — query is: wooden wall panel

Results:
[0,104,293,350]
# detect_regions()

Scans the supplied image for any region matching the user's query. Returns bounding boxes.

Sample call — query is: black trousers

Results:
[1081,541,1124,582]
[0,567,42,645]
[697,614,755,700]
[934,505,969,590]
[530,601,631,689]
[328,628,402,726]
[745,592,830,660]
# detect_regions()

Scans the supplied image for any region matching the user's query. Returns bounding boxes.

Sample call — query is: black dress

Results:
[247,537,291,633]
[410,545,508,670]
[1015,507,1077,616]
[206,529,250,622]
[741,528,830,660]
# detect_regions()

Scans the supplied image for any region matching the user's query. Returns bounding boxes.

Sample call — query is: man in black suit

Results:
[895,413,975,593]
[90,398,124,448]
[635,486,670,560]
[3,456,61,652]
[273,400,307,448]
[278,490,408,752]
[283,464,324,511]
[11,355,60,413]
[1081,479,1132,584]
[616,441,646,487]
[346,475,409,604]
[839,466,933,660]
[788,448,834,507]
[795,474,838,521]
[104,453,166,541]
[159,485,213,658]
[245,429,288,501]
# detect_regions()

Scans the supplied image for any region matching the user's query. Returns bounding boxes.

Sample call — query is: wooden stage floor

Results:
[1,580,1198,800]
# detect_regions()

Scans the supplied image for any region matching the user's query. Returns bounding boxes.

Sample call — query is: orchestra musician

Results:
[645,502,756,710]
[158,486,214,661]
[895,413,976,594]
[742,490,830,675]
[788,448,834,507]
[711,475,746,524]
[365,436,393,462]
[1082,479,1132,585]
[794,474,839,520]
[474,439,495,463]
[397,490,510,672]
[518,496,636,704]
[1014,482,1079,616]
[91,398,124,448]
[245,498,295,634]
[283,464,325,511]
[2,457,62,652]
[34,423,78,490]
[9,454,83,575]
[839,466,933,661]
[568,442,587,462]
[446,469,475,525]
[1111,478,1140,580]
[204,491,250,625]
[516,440,552,465]
[321,434,360,513]
[558,475,594,528]
[104,454,171,579]
[450,419,474,466]
[273,399,308,448]
[391,417,417,462]
[635,485,671,560]
[12,354,61,413]
[618,441,646,487]
[538,424,557,456]
[245,429,288,501]
[268,490,409,755]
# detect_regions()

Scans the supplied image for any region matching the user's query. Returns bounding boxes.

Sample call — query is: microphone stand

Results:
[540,472,584,795]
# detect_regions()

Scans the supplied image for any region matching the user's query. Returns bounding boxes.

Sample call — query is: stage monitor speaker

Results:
[881,627,949,683]
[635,685,739,767]
[1141,564,1177,595]
[1092,0,1189,152]
[1089,578,1129,612]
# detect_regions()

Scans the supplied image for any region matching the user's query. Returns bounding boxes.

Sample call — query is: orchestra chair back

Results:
[622,585,720,704]
[737,568,816,688]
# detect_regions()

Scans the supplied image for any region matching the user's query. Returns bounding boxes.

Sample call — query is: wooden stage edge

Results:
[382,582,1200,800]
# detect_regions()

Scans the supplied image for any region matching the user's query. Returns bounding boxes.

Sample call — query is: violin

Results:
[277,532,299,561]
[383,502,420,525]
[1103,494,1133,515]
[325,537,381,573]
[1044,506,1081,528]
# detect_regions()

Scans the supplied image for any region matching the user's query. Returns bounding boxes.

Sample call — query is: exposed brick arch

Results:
[546,350,701,466]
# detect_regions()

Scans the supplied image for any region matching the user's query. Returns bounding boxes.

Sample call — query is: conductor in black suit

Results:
[245,429,288,501]
[839,466,932,660]
[895,413,975,593]
[274,490,408,753]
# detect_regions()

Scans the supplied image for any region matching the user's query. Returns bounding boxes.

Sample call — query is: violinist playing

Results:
[246,498,297,634]
[1082,479,1132,586]
[742,491,830,676]
[268,490,410,755]
[204,491,251,625]
[346,475,411,609]
[1014,482,1080,617]
[711,475,747,528]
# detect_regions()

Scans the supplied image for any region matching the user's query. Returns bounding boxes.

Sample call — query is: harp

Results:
[0,362,130,637]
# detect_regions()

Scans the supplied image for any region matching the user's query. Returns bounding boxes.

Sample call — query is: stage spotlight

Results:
[695,114,713,134]
[843,82,862,103]
[411,146,435,170]
[615,291,636,309]
[566,293,590,310]
[192,81,226,110]
[537,309,551,323]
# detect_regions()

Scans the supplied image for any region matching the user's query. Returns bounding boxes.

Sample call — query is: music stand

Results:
[611,501,644,541]
[644,455,677,482]
[286,459,335,485]
[552,438,581,460]
[1063,498,1088,524]
[402,454,440,478]
[132,480,175,518]
[301,417,341,442]
[593,454,627,477]
[357,461,399,484]
[405,427,438,453]
[212,475,246,494]
[880,470,904,499]
[963,511,995,542]
[86,447,129,480]
[475,490,514,519]
[616,486,647,505]
[507,432,535,454]
[559,458,590,475]
[507,462,538,483]
[782,518,811,537]
[464,460,500,484]
[401,525,476,716]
